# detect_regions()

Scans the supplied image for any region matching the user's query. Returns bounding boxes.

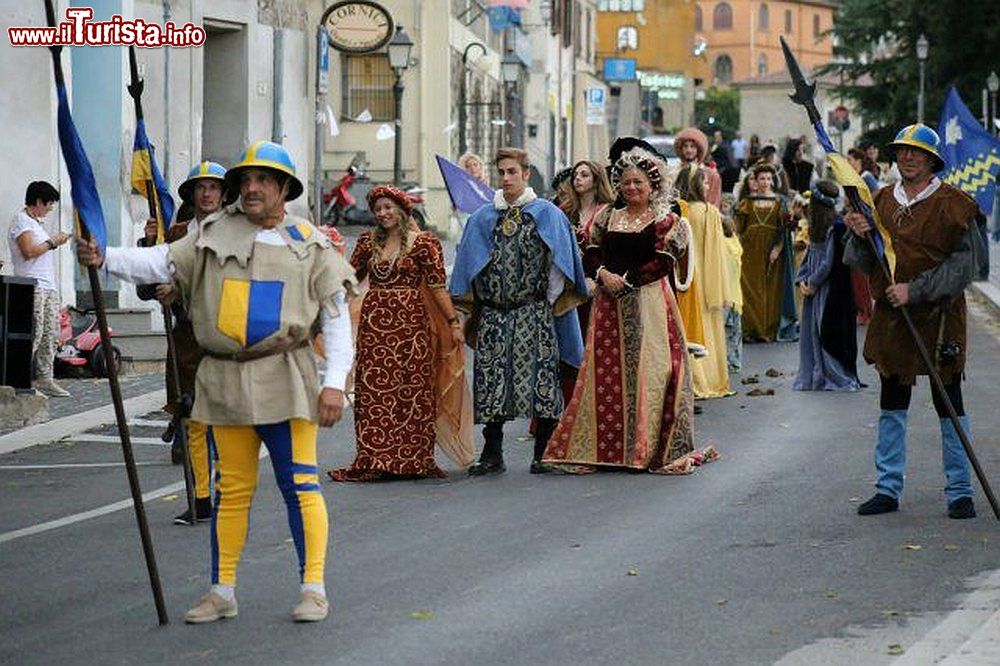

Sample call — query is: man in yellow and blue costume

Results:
[78,141,356,624]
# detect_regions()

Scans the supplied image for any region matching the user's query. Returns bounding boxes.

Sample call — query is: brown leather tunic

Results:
[863,183,978,384]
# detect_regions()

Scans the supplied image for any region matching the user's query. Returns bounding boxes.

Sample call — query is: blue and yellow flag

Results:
[812,120,896,275]
[55,82,107,252]
[938,86,1000,216]
[131,118,175,244]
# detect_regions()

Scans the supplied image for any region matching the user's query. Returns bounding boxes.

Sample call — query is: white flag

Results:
[326,106,340,137]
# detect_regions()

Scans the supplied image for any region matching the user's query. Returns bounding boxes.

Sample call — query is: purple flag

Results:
[435,155,494,215]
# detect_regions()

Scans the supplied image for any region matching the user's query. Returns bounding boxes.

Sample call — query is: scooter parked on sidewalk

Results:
[321,154,429,229]
[53,306,121,378]
[322,155,374,226]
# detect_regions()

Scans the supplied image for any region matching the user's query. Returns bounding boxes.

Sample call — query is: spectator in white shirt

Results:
[731,132,748,169]
[7,181,70,397]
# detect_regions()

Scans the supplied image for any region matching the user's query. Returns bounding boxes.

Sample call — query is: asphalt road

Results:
[2,304,999,665]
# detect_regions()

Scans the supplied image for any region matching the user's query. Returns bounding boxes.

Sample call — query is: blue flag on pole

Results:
[131,118,175,244]
[435,155,494,215]
[810,119,896,274]
[938,86,1000,216]
[55,83,107,252]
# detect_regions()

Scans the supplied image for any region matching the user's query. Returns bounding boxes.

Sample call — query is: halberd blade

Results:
[780,36,815,106]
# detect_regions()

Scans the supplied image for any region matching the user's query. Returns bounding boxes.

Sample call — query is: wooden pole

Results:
[140,181,197,523]
[45,0,169,623]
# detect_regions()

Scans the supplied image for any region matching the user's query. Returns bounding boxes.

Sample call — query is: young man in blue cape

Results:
[450,147,588,475]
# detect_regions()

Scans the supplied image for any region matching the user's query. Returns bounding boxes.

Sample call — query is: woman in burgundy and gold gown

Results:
[328,186,473,481]
[543,146,717,474]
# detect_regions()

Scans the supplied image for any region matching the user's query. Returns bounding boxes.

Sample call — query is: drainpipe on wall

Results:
[163,0,171,184]
[272,26,284,143]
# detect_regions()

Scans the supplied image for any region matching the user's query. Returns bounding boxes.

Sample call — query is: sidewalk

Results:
[969,239,1000,317]
[0,371,165,452]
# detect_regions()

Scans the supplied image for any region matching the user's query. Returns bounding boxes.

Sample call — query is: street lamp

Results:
[988,71,999,137]
[388,25,414,186]
[916,34,928,123]
[501,51,522,147]
[459,41,487,156]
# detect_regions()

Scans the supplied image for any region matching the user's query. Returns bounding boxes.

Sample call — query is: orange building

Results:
[595,0,709,130]
[696,0,836,85]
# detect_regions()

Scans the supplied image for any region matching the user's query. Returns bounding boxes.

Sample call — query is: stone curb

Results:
[969,281,1000,319]
[0,389,166,456]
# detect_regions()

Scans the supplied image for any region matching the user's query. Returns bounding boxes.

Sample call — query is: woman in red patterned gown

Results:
[543,147,717,474]
[328,186,472,481]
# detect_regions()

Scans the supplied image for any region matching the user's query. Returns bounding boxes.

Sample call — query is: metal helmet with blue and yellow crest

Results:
[225,140,304,201]
[888,124,945,172]
[178,161,229,204]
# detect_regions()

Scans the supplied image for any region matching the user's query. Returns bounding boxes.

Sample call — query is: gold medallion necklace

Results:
[500,206,522,237]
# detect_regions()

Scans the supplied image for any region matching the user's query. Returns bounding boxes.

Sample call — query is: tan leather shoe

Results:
[291,591,329,622]
[184,592,238,624]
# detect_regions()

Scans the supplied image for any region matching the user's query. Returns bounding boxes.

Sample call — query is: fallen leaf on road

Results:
[944,544,961,552]
[741,375,760,385]
[746,388,775,397]
[887,644,905,656]
[627,568,638,576]
[824,589,838,599]
[765,368,782,377]
[181,649,217,660]
[162,494,179,502]
[901,544,923,551]
[407,610,435,620]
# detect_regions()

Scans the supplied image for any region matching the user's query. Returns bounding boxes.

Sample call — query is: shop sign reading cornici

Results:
[321,0,394,53]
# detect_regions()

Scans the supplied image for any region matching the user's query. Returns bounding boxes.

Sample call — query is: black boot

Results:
[469,422,506,476]
[173,497,213,525]
[530,418,558,475]
[948,496,976,519]
[857,493,899,516]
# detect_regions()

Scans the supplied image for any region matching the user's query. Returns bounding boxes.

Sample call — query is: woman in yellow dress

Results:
[677,167,734,398]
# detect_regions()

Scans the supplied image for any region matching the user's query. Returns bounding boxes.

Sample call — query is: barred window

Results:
[341,54,394,121]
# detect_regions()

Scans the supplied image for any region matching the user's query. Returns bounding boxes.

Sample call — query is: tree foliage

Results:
[822,0,1000,146]
[694,87,740,137]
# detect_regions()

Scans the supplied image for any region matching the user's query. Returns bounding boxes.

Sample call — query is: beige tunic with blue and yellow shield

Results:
[168,208,356,426]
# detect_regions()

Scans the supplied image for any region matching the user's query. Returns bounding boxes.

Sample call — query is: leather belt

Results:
[203,337,308,363]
